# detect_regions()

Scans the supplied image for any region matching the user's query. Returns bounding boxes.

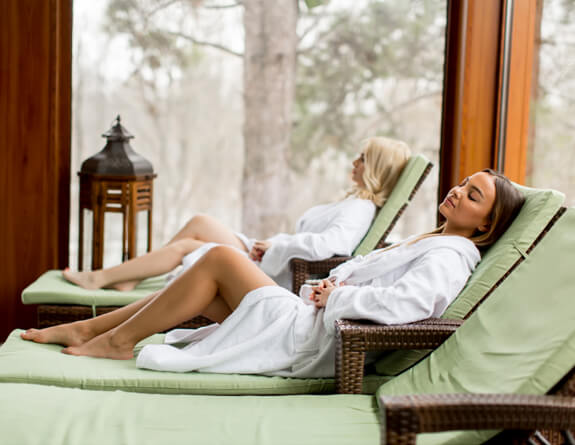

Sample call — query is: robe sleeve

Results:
[323,253,369,285]
[322,248,472,334]
[258,199,376,277]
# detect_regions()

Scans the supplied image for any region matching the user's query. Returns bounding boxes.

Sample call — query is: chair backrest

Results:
[374,184,565,376]
[376,206,575,444]
[353,154,433,256]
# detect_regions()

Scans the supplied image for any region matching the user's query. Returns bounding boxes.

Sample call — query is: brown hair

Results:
[434,169,525,250]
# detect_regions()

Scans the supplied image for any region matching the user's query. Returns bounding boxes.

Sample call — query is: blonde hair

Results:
[350,137,411,207]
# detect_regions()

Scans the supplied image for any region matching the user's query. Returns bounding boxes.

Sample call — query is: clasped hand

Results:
[310,278,339,309]
[249,240,271,262]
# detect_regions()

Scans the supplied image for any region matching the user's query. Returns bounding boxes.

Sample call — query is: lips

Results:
[445,197,455,208]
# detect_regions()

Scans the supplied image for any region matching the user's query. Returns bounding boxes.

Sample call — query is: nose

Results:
[352,158,359,167]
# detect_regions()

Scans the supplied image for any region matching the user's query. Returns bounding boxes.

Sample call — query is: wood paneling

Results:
[0,0,72,341]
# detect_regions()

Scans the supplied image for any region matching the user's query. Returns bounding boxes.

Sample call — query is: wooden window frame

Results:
[439,0,537,204]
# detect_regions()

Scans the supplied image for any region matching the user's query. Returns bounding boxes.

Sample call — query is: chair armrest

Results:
[335,319,462,394]
[378,393,575,445]
[290,256,352,293]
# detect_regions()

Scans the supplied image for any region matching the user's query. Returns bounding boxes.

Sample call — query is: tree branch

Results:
[297,13,323,45]
[202,1,243,9]
[165,30,243,58]
[147,0,181,18]
[297,15,349,56]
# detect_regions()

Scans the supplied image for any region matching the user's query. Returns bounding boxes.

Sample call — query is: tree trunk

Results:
[242,0,298,238]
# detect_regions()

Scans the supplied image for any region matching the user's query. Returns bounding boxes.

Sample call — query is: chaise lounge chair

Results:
[336,183,565,394]
[0,201,573,444]
[374,205,575,444]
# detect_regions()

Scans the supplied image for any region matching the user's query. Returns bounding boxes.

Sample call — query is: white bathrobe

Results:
[179,197,376,289]
[137,235,481,378]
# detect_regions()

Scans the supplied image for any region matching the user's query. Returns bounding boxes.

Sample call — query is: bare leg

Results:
[63,246,274,359]
[20,290,229,346]
[63,238,205,291]
[167,214,248,251]
[20,292,158,346]
[64,214,249,291]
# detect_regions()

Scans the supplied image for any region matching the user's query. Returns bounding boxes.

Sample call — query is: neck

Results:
[440,223,474,239]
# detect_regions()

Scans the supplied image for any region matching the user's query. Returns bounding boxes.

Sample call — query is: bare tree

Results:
[104,0,299,236]
[242,0,298,236]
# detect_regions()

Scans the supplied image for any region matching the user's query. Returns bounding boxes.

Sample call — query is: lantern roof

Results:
[80,116,154,176]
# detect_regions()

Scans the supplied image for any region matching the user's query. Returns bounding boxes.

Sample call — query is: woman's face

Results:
[439,171,496,238]
[352,152,366,187]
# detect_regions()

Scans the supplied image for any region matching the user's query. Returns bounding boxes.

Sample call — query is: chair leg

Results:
[335,329,366,394]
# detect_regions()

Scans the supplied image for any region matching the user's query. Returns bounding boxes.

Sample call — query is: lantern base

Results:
[78,173,156,271]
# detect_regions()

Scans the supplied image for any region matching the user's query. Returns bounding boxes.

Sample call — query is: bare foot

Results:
[20,322,95,347]
[62,269,103,290]
[62,331,134,360]
[111,280,140,292]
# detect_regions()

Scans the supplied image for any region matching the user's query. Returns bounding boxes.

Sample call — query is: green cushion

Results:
[354,154,432,255]
[0,383,379,445]
[21,270,165,307]
[374,185,565,376]
[0,329,388,395]
[376,207,575,444]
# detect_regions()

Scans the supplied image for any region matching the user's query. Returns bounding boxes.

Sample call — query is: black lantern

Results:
[78,116,157,270]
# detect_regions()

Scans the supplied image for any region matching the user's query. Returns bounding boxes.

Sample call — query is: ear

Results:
[477,220,491,233]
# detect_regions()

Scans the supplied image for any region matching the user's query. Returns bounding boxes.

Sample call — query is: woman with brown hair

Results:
[23,170,524,378]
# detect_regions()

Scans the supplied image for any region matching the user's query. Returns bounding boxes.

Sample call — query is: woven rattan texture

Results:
[290,256,351,292]
[335,319,462,394]
[380,393,575,445]
[37,304,213,330]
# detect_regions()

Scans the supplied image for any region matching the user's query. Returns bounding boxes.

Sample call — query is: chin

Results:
[438,202,449,218]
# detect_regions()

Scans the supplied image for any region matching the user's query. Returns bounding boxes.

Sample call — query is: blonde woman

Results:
[63,137,411,291]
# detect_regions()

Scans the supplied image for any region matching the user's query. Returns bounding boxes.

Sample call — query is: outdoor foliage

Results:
[72,0,449,266]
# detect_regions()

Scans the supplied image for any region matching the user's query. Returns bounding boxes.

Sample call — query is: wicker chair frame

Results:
[290,161,433,293]
[379,366,575,445]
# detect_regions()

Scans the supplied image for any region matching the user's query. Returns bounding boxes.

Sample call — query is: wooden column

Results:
[439,0,504,202]
[0,0,72,340]
[439,0,537,204]
[495,0,538,184]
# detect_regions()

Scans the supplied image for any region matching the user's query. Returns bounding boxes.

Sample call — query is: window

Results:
[71,0,448,267]
[526,0,575,205]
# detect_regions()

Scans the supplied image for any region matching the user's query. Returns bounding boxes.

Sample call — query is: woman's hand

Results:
[310,279,337,309]
[249,240,272,262]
